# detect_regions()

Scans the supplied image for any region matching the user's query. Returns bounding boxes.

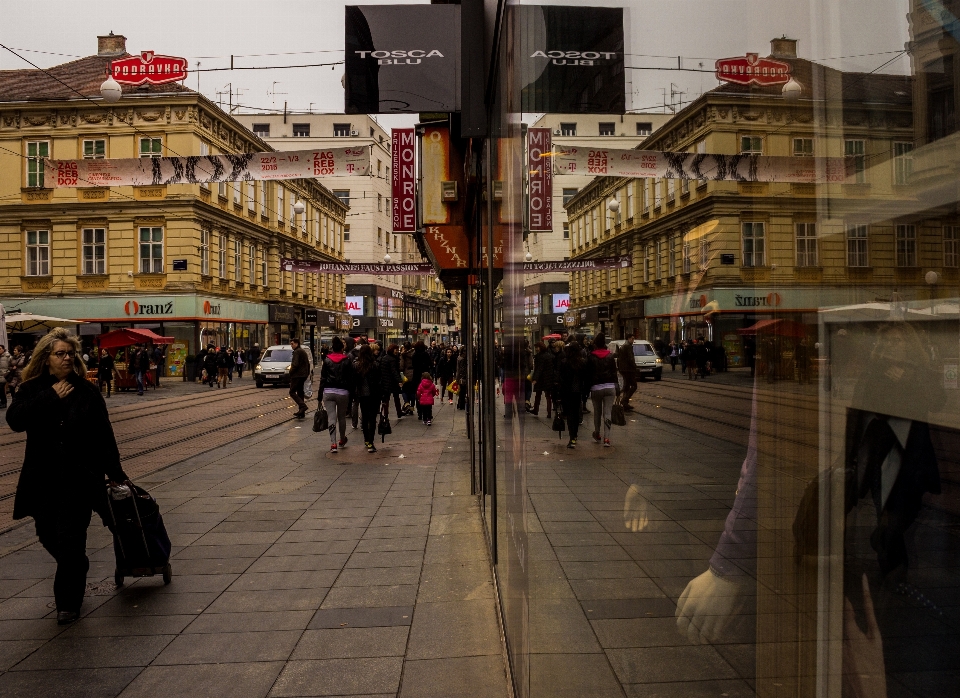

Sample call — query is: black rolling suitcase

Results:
[105,483,173,587]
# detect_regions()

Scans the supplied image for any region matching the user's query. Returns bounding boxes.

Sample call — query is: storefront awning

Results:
[736,319,807,337]
[98,328,175,350]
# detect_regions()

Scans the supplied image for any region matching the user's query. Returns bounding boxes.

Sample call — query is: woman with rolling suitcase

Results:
[6,327,131,625]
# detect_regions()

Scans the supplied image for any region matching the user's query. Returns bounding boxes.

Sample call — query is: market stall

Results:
[96,328,174,391]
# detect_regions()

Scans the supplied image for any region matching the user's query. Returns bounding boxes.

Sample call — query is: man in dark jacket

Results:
[97,349,115,397]
[289,338,311,418]
[616,335,638,411]
[530,342,555,417]
[202,345,218,388]
[137,345,151,395]
[379,344,404,418]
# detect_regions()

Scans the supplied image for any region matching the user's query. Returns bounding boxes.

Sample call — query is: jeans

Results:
[591,387,616,441]
[135,371,145,394]
[360,396,379,443]
[289,377,307,412]
[323,391,350,443]
[620,374,637,406]
[34,505,92,613]
[560,396,582,440]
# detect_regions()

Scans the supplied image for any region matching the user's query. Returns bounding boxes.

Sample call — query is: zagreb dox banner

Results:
[552,145,853,183]
[281,258,434,276]
[527,128,552,233]
[47,147,370,188]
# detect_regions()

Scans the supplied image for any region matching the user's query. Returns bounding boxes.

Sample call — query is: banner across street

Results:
[281,258,435,275]
[519,255,631,272]
[552,145,853,183]
[46,147,370,188]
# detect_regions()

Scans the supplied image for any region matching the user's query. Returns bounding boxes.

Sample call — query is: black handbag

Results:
[313,406,329,433]
[611,397,627,426]
[552,409,565,433]
[378,409,392,442]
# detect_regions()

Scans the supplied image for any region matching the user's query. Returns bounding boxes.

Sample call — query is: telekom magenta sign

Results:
[392,128,416,232]
[527,128,552,232]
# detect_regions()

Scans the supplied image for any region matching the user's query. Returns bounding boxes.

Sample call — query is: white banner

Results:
[552,145,852,184]
[47,147,370,188]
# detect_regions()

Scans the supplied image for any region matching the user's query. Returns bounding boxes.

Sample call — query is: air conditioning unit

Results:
[554,129,561,135]
[350,130,359,136]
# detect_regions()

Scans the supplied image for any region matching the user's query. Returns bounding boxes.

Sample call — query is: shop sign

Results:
[305,309,318,325]
[378,317,397,328]
[282,258,434,276]
[172,259,188,271]
[520,255,630,272]
[528,128,553,232]
[268,304,299,324]
[552,293,570,313]
[124,299,173,316]
[345,296,365,316]
[202,300,222,316]
[344,4,461,113]
[392,129,416,232]
[715,54,791,86]
[111,52,188,86]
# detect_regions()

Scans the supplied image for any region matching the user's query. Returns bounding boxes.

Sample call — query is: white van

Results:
[253,344,314,389]
[607,339,663,381]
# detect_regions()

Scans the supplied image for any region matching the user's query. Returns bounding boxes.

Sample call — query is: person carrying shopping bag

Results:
[319,337,355,454]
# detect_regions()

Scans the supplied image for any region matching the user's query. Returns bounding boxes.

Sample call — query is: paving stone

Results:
[60,614,196,638]
[0,667,142,698]
[309,606,414,629]
[321,584,418,609]
[406,600,501,660]
[153,630,301,664]
[206,588,328,613]
[11,634,174,670]
[269,657,403,697]
[355,536,427,553]
[528,653,624,698]
[0,639,44,671]
[417,561,494,602]
[335,567,422,587]
[290,626,409,659]
[399,655,508,698]
[247,554,349,573]
[184,610,315,634]
[228,570,339,591]
[606,646,739,684]
[119,662,284,698]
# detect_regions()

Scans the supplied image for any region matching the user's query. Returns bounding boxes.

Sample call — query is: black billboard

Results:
[519,5,626,114]
[344,5,461,114]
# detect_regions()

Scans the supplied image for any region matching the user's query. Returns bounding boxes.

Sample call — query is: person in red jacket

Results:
[416,372,439,425]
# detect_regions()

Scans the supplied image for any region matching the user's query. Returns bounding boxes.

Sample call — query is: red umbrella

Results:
[98,328,175,350]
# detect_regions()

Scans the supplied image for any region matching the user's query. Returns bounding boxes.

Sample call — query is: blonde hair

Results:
[20,327,87,384]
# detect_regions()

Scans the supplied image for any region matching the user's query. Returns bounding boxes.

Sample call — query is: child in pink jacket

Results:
[416,372,439,425]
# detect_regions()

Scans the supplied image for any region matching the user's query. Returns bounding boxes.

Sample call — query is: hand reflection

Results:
[843,574,887,698]
[675,569,745,645]
[623,484,649,532]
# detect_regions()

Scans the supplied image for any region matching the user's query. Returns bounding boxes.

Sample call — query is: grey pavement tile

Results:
[527,559,576,600]
[143,573,238,594]
[335,567,422,587]
[0,564,56,581]
[553,546,632,562]
[427,514,482,535]
[239,500,314,512]
[288,516,373,530]
[529,599,602,654]
[194,531,285,546]
[264,540,358,557]
[229,570,339,591]
[355,536,427,553]
[59,614,196,638]
[154,630,301,664]
[569,577,666,600]
[247,554,350,573]
[184,610,315,634]
[12,634,174,670]
[417,561,494,603]
[0,640,44,671]
[376,505,432,517]
[206,588,328,613]
[0,579,42,599]
[622,679,756,698]
[0,618,64,641]
[371,514,432,529]
[606,646,739,684]
[269,657,403,697]
[224,510,304,522]
[303,508,381,519]
[173,543,272,559]
[529,653,624,698]
[636,559,710,579]
[173,557,256,575]
[119,661,284,698]
[622,543,714,561]
[581,598,679,620]
[362,524,430,539]
[0,667,142,698]
[430,496,478,515]
[559,561,646,580]
[423,534,488,564]
[399,655,508,698]
[547,532,620,547]
[346,551,424,568]
[541,521,608,534]
[591,617,689,649]
[406,600,501,660]
[290,626,409,659]
[89,591,219,618]
[309,606,413,629]
[275,528,365,543]
[321,584,418,609]
[0,596,53,621]
[211,520,296,533]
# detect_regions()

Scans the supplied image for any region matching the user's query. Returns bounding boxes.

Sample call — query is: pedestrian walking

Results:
[7,346,26,396]
[235,348,245,379]
[556,341,587,448]
[410,342,431,420]
[437,348,457,404]
[288,338,311,419]
[379,344,404,418]
[137,344,150,394]
[151,345,165,387]
[319,337,355,453]
[529,341,555,417]
[669,341,679,371]
[202,345,218,387]
[0,344,9,409]
[586,333,618,447]
[354,344,383,452]
[455,347,469,410]
[416,371,438,425]
[616,334,638,411]
[97,349,115,398]
[6,327,130,625]
[682,340,697,380]
[226,348,235,383]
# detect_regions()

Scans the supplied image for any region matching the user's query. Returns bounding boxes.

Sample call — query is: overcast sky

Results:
[0,0,911,127]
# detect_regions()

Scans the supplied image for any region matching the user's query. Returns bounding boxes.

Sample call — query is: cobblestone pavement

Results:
[0,396,509,698]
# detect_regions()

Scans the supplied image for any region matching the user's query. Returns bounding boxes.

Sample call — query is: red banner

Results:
[111,52,188,86]
[392,128,416,232]
[527,128,553,232]
[715,54,791,86]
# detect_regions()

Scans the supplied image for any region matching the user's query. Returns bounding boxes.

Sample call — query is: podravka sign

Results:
[715,53,791,86]
[111,51,188,86]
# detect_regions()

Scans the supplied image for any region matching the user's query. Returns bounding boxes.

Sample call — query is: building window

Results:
[260,248,268,287]
[83,139,106,159]
[925,54,955,141]
[260,183,267,216]
[248,244,256,284]
[218,181,227,199]
[845,140,866,183]
[377,227,383,245]
[669,236,677,277]
[795,223,818,267]
[793,138,813,156]
[248,182,256,211]
[740,136,763,155]
[655,240,663,280]
[598,122,616,136]
[82,228,106,275]
[333,123,351,137]
[25,230,50,276]
[945,226,959,267]
[378,193,383,212]
[333,190,350,207]
[666,178,675,202]
[626,184,634,217]
[641,181,648,212]
[292,123,310,137]
[139,227,164,273]
[25,141,49,188]
[682,239,692,274]
[342,225,349,242]
[653,179,662,209]
[896,224,917,267]
[139,137,162,158]
[846,224,869,267]
[894,142,914,185]
[233,239,241,280]
[562,188,578,205]
[314,217,320,242]
[559,122,577,136]
[699,237,709,270]
[200,229,210,275]
[636,122,652,136]
[233,182,241,205]
[290,200,297,225]
[741,222,765,267]
[277,185,284,225]
[252,124,270,138]
[562,222,569,240]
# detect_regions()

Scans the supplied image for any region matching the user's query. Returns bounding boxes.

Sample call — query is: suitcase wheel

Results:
[162,563,172,585]
[114,572,124,587]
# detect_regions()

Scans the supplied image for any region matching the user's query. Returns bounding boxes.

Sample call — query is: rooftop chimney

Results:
[770,36,797,59]
[97,32,127,57]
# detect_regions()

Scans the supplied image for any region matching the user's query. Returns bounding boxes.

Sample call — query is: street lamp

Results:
[293,200,305,215]
[782,78,802,101]
[100,76,122,103]
[384,253,392,264]
[525,251,533,262]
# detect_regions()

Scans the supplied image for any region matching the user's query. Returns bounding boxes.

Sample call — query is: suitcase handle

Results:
[105,479,151,562]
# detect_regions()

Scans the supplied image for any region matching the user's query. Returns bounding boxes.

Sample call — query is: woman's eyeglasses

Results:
[53,350,77,359]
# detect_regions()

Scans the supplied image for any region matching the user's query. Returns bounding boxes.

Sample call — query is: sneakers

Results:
[566,439,576,449]
[592,431,601,443]
[448,399,453,404]
[330,443,338,454]
[603,438,611,448]
[338,436,348,448]
[426,420,432,426]
[366,442,377,453]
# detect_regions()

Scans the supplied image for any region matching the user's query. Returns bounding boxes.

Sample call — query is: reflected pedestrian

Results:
[557,341,586,448]
[0,345,9,409]
[586,333,617,447]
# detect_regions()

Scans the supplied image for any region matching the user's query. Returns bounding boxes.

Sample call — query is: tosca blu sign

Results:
[111,52,188,86]
[392,129,416,232]
[47,148,369,188]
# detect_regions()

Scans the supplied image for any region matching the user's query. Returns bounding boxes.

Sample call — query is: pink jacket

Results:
[416,378,438,405]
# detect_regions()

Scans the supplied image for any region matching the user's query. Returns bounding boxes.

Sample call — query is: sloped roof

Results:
[0,53,194,103]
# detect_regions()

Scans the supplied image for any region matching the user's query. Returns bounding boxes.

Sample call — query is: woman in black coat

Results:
[556,341,587,448]
[378,344,404,418]
[353,344,383,453]
[7,328,129,625]
[529,342,556,417]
